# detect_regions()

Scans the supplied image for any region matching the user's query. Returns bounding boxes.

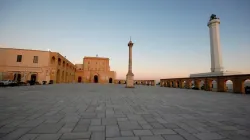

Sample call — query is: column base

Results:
[126,74,134,88]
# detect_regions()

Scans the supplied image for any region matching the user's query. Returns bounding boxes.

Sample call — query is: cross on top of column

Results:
[128,37,134,47]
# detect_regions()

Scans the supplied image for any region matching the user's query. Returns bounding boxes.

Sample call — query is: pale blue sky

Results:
[0,0,249,80]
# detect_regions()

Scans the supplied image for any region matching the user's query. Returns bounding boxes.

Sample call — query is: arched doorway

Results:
[118,81,121,84]
[30,74,37,85]
[94,75,98,83]
[109,78,113,83]
[135,82,137,85]
[78,76,82,83]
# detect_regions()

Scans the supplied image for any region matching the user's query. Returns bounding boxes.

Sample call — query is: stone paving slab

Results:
[133,130,153,136]
[35,134,62,140]
[0,84,250,140]
[60,132,91,139]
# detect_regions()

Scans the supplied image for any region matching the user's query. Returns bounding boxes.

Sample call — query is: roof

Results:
[0,47,53,53]
[84,56,109,60]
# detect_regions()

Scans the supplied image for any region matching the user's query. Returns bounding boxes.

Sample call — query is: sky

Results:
[0,0,249,80]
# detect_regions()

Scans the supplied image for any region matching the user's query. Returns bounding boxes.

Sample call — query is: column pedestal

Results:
[126,72,134,88]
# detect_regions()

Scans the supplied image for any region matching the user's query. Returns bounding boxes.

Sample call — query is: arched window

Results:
[51,56,55,64]
[58,58,61,65]
[63,61,65,67]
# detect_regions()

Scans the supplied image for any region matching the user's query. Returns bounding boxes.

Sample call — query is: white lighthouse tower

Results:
[208,14,223,72]
[190,14,241,77]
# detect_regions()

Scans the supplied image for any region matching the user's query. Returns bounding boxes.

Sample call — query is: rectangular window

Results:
[33,56,38,63]
[16,55,22,62]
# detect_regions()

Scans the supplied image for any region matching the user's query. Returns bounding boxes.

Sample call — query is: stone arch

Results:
[200,80,205,90]
[191,80,195,88]
[243,79,250,94]
[30,74,37,85]
[183,81,186,88]
[51,56,56,64]
[109,78,113,83]
[225,80,233,92]
[94,75,98,83]
[63,61,65,67]
[58,58,61,65]
[118,81,121,84]
[212,80,217,91]
[135,81,137,85]
[78,76,82,83]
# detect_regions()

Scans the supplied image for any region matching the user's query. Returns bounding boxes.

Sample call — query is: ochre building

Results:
[75,56,116,84]
[0,48,116,84]
[0,48,76,84]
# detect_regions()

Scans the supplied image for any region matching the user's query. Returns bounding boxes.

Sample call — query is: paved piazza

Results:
[0,84,250,140]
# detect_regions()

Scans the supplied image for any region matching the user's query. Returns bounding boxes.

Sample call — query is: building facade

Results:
[75,56,116,83]
[0,48,76,84]
[49,52,76,83]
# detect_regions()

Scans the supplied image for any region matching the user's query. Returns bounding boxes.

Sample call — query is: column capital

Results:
[128,41,134,47]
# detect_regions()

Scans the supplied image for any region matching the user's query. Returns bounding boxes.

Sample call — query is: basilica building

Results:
[0,48,116,84]
[75,56,116,84]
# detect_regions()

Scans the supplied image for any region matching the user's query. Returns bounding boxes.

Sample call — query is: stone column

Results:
[186,81,191,89]
[126,40,134,88]
[195,80,200,89]
[179,80,183,88]
[217,78,226,92]
[204,79,212,91]
[233,78,243,94]
[208,14,223,72]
